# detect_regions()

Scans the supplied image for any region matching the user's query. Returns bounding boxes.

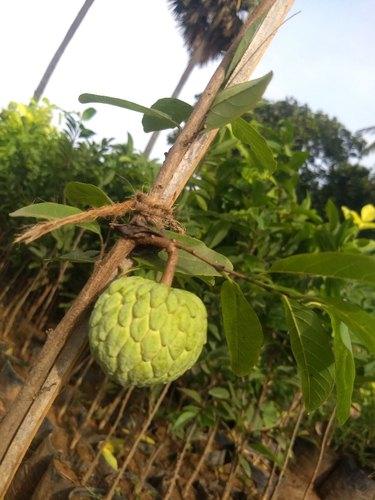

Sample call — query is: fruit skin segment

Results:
[89,276,207,387]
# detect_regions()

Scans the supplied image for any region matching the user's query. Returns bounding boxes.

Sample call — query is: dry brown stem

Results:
[14,192,184,245]
[70,375,109,450]
[164,421,197,500]
[183,422,218,496]
[15,200,134,244]
[137,442,166,495]
[82,385,134,484]
[97,386,127,431]
[270,402,305,500]
[57,357,94,421]
[104,383,171,500]
[302,408,336,500]
[0,1,294,494]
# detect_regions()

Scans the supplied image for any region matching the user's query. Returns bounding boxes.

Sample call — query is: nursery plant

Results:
[0,0,374,496]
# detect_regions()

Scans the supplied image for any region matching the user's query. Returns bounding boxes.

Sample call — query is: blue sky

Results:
[1,0,374,162]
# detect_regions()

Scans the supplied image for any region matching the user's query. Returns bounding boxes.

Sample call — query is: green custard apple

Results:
[89,276,207,387]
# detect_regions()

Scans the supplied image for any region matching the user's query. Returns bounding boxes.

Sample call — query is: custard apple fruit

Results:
[89,276,207,386]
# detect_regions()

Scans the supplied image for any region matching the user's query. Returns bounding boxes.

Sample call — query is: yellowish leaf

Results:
[361,204,375,222]
[342,206,361,225]
[358,222,375,230]
[100,438,125,470]
[101,442,118,470]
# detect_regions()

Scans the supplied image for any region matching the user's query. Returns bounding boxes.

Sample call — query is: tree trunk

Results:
[33,0,95,102]
[143,48,200,158]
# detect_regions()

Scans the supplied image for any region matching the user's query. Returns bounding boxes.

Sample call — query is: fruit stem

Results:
[113,226,179,287]
[161,244,178,286]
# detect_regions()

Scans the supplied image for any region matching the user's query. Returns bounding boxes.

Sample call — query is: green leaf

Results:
[64,181,112,208]
[331,318,355,425]
[172,409,199,430]
[311,298,375,355]
[271,252,375,286]
[232,118,276,173]
[11,202,80,220]
[220,280,263,376]
[226,13,267,78]
[283,297,334,411]
[178,388,202,405]
[239,455,252,479]
[168,250,223,277]
[205,221,231,249]
[208,387,230,400]
[142,98,193,132]
[54,249,99,263]
[195,194,208,211]
[137,232,233,277]
[81,107,96,121]
[79,93,179,128]
[136,251,215,278]
[10,202,100,235]
[205,72,273,130]
[163,230,233,276]
[325,199,339,230]
[250,442,282,466]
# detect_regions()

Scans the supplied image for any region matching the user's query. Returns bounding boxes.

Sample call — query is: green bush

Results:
[2,100,374,465]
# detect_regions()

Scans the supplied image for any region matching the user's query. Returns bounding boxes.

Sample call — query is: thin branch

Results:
[104,383,170,500]
[70,375,109,450]
[270,403,304,500]
[82,386,134,485]
[302,408,336,500]
[164,422,197,500]
[262,393,302,499]
[14,199,135,245]
[136,442,166,495]
[183,422,218,497]
[98,386,128,431]
[57,356,94,421]
[221,454,240,500]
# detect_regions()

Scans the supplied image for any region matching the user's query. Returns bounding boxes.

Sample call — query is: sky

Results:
[1,0,374,163]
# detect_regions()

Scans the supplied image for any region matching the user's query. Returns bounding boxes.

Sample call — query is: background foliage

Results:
[0,99,374,482]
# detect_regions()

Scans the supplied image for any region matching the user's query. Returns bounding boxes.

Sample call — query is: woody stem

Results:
[115,229,179,287]
[161,244,179,286]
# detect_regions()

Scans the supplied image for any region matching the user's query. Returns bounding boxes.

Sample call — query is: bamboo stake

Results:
[0,1,294,494]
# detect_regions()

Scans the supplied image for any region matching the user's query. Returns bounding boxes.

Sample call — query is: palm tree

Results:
[359,126,375,155]
[144,0,257,157]
[33,0,95,102]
